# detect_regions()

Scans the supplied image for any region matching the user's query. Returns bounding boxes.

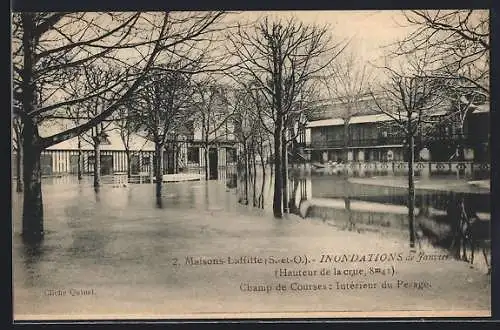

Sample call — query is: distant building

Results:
[22,123,157,177]
[174,115,237,179]
[303,100,490,164]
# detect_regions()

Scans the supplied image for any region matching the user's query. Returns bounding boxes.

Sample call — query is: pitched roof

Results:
[45,122,155,151]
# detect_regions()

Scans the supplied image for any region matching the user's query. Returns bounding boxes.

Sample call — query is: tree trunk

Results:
[13,121,24,192]
[77,135,82,181]
[93,139,101,189]
[343,120,350,174]
[156,195,163,208]
[155,142,164,198]
[21,13,44,242]
[259,150,266,209]
[273,124,283,218]
[344,187,354,230]
[174,142,179,174]
[243,143,249,204]
[343,120,353,229]
[281,131,288,213]
[448,192,462,259]
[252,146,257,207]
[289,176,300,214]
[16,143,24,192]
[268,151,273,177]
[236,150,242,197]
[408,133,416,249]
[457,127,466,178]
[125,149,131,179]
[22,126,44,242]
[204,144,209,180]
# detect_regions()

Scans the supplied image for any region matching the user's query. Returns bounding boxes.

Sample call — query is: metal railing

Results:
[308,161,490,180]
[308,134,488,149]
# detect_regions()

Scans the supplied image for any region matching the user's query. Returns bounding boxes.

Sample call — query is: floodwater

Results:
[12,172,491,319]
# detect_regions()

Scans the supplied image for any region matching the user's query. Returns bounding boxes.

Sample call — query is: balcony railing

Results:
[308,134,488,149]
[310,136,403,149]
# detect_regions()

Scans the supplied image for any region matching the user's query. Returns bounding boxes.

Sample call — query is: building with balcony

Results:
[302,99,490,177]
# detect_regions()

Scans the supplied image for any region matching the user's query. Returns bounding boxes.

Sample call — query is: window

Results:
[187,147,199,163]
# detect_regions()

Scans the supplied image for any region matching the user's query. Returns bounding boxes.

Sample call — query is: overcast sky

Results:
[232,10,413,66]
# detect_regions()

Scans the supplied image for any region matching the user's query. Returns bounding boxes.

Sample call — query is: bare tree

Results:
[389,10,490,250]
[12,113,24,192]
[320,49,373,230]
[396,10,489,96]
[66,64,121,189]
[370,53,446,249]
[58,104,85,180]
[226,17,346,218]
[322,49,373,164]
[221,83,273,208]
[437,81,486,168]
[114,101,141,179]
[229,87,260,205]
[192,80,233,181]
[388,10,490,180]
[134,66,195,201]
[257,132,273,209]
[12,11,226,241]
[282,80,323,212]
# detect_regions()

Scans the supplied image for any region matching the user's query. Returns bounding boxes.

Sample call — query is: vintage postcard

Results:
[11,9,491,320]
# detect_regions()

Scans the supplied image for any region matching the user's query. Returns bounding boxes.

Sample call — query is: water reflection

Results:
[234,167,489,214]
[232,165,490,254]
[156,197,163,208]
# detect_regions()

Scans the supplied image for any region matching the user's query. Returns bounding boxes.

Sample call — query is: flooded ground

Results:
[12,174,491,319]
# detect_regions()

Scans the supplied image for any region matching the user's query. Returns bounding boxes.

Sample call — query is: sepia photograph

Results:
[11,9,491,320]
